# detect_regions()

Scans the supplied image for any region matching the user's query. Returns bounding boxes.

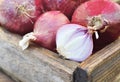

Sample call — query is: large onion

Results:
[72,0,120,51]
[41,0,88,19]
[0,0,43,35]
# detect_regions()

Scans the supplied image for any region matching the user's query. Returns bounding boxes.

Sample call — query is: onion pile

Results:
[0,0,43,35]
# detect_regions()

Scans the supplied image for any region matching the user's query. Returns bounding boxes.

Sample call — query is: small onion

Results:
[56,24,93,62]
[19,11,70,51]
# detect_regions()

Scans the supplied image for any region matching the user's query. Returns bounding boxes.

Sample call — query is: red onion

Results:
[72,0,120,51]
[19,11,70,51]
[41,0,89,19]
[56,24,93,62]
[0,0,43,35]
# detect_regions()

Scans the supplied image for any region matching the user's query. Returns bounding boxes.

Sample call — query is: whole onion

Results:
[72,0,120,51]
[41,0,89,19]
[19,11,70,51]
[0,0,43,35]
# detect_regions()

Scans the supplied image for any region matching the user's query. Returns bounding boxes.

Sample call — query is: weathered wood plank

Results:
[114,73,120,82]
[74,37,120,82]
[0,71,15,82]
[0,27,79,82]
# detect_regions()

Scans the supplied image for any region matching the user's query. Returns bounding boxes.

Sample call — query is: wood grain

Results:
[74,37,120,82]
[0,71,15,82]
[114,73,120,82]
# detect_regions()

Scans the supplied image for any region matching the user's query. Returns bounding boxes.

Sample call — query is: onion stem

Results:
[19,32,36,50]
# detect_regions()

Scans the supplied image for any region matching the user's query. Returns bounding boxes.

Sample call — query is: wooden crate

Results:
[0,1,120,81]
[0,23,120,82]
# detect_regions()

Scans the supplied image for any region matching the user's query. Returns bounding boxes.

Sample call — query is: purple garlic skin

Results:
[56,24,93,62]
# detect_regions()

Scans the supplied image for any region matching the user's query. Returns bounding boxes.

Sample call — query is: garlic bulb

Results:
[56,24,93,62]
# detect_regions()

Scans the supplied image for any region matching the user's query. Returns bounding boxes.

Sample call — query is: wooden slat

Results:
[0,27,79,82]
[114,73,120,82]
[0,71,15,82]
[74,37,120,82]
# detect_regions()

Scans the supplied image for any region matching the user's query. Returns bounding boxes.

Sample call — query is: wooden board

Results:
[0,71,15,82]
